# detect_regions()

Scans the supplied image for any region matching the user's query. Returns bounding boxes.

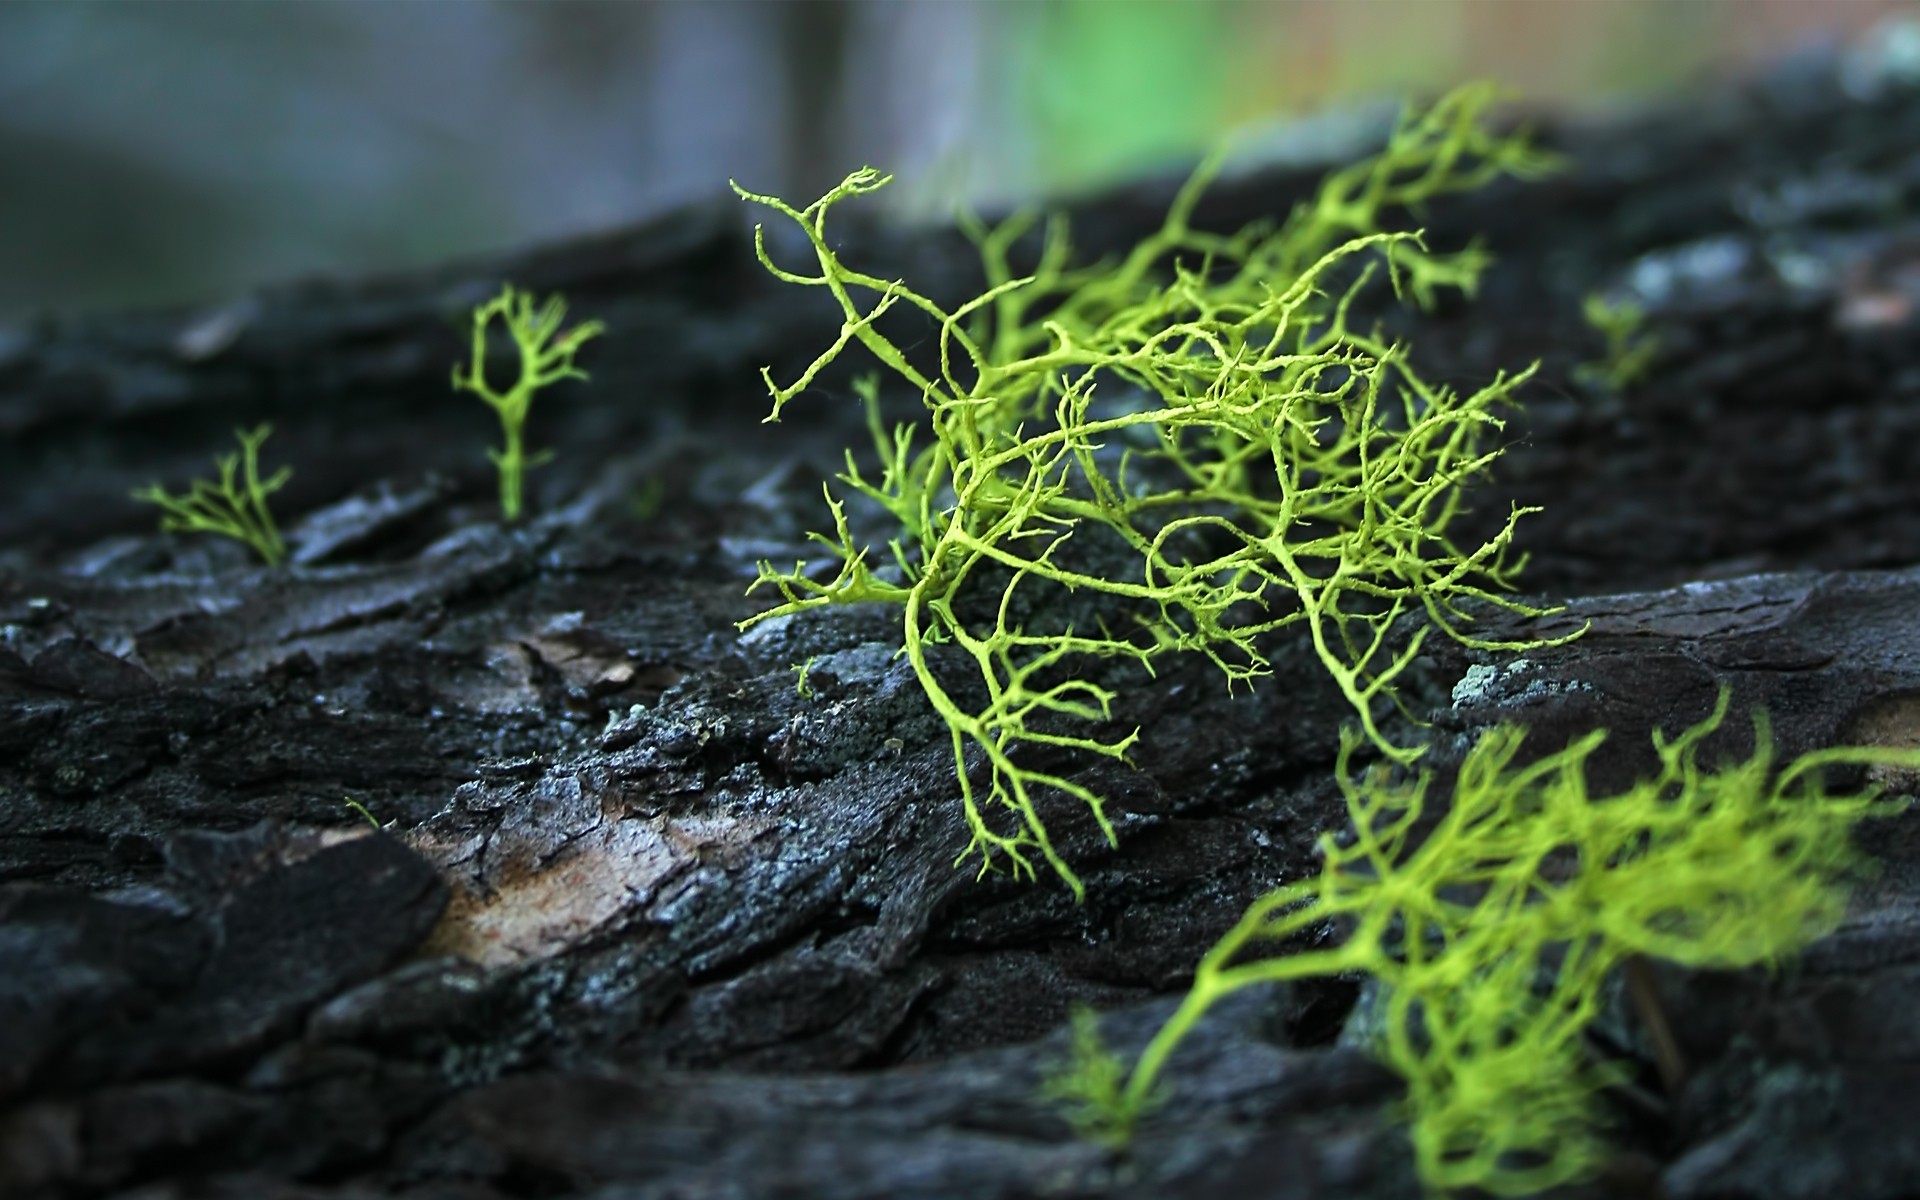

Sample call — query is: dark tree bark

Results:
[6,48,1920,1200]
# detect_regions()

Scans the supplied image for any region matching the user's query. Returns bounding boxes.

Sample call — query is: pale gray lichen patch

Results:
[1450,656,1594,711]
[1450,663,1505,708]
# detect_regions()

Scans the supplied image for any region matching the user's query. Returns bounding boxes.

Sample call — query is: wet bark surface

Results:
[6,48,1920,1200]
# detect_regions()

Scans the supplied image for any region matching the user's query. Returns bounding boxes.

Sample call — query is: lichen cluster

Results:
[736,82,1920,1197]
[735,83,1573,900]
[1052,688,1918,1193]
[136,284,601,559]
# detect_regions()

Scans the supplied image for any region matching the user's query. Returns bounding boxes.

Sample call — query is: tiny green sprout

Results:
[1573,291,1659,392]
[1104,687,1920,1196]
[793,655,818,698]
[451,283,605,521]
[132,423,290,566]
[342,796,381,830]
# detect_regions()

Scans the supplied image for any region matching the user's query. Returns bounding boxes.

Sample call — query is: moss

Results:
[734,84,1576,899]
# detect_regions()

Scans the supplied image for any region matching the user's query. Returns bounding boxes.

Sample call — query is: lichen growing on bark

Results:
[735,84,1573,898]
[1055,687,1920,1195]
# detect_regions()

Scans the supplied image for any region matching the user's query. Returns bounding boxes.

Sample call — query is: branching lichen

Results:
[131,422,290,566]
[735,85,1577,898]
[451,284,605,522]
[1063,687,1920,1194]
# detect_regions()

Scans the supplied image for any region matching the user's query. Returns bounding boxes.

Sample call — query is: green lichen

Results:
[1573,291,1659,392]
[735,84,1576,899]
[1068,687,1920,1195]
[451,284,605,522]
[1039,1006,1141,1150]
[131,422,290,566]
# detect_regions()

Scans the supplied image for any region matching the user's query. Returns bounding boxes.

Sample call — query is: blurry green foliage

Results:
[1006,0,1232,193]
[1574,291,1660,392]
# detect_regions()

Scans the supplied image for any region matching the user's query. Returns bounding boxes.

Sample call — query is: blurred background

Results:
[0,0,1912,321]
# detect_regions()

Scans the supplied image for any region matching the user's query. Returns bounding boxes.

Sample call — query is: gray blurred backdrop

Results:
[0,0,1907,320]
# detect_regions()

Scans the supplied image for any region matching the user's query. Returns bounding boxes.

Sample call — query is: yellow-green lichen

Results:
[1063,687,1920,1194]
[451,284,605,522]
[736,85,1576,899]
[132,422,290,566]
